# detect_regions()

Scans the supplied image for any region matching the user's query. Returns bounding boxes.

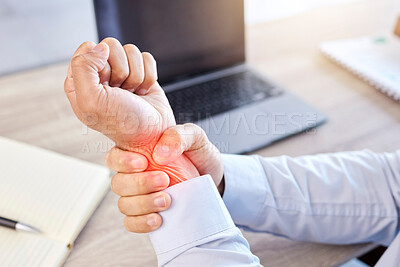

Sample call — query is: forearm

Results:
[222,150,400,246]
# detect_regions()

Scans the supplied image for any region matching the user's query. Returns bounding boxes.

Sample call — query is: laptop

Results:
[94,0,326,153]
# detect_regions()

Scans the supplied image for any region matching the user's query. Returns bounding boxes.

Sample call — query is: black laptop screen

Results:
[94,0,245,85]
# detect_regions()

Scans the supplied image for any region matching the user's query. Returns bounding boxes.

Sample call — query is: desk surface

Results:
[1,0,400,266]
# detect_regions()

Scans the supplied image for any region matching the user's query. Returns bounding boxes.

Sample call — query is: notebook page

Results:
[0,137,110,244]
[320,34,400,99]
[0,228,67,267]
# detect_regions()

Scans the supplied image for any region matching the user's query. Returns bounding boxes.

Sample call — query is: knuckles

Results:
[118,197,130,214]
[124,215,161,233]
[142,52,158,84]
[128,74,145,89]
[124,216,148,233]
[118,195,147,215]
[101,37,122,48]
[71,54,89,68]
[110,174,121,195]
[117,155,127,170]
[111,173,144,197]
[137,174,147,188]
[101,37,129,85]
[123,43,140,53]
[122,44,145,89]
[142,52,156,62]
[123,216,138,232]
[111,70,129,85]
[79,41,96,51]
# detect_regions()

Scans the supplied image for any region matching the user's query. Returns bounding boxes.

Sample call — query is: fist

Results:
[64,38,174,152]
[64,38,200,185]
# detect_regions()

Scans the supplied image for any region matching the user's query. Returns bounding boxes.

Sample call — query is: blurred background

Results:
[1,1,400,266]
[0,0,359,76]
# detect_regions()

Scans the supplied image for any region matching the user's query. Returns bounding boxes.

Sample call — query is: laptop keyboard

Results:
[166,71,283,123]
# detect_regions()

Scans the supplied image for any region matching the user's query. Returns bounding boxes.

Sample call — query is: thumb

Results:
[152,123,208,165]
[71,43,110,108]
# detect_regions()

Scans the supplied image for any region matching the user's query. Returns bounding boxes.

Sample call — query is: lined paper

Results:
[0,136,110,265]
[0,229,67,267]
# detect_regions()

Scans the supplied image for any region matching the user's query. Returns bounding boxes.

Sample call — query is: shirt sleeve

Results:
[222,150,400,246]
[148,175,261,267]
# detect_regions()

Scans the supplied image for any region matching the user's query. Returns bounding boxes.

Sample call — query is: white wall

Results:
[0,0,97,75]
[245,0,357,25]
[0,0,359,75]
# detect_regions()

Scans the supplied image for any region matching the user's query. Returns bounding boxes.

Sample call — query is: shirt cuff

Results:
[149,175,235,259]
[221,154,268,227]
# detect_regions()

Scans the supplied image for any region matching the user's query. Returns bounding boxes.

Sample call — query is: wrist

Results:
[147,154,200,186]
[124,145,200,187]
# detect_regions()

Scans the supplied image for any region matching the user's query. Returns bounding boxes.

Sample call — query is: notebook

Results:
[320,34,400,101]
[0,137,110,267]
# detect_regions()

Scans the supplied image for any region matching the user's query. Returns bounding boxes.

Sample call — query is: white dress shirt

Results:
[149,150,400,266]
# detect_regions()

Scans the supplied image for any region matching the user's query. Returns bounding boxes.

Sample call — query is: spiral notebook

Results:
[320,34,400,101]
[0,137,110,266]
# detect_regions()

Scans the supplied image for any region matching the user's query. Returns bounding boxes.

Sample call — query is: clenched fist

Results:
[64,38,199,185]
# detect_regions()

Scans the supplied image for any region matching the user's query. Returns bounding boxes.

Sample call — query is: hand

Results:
[64,38,199,185]
[106,123,224,233]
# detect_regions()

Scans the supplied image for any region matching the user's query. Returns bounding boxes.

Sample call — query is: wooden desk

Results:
[1,0,399,266]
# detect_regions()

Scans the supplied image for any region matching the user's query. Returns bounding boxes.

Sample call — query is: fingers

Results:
[99,62,111,85]
[70,43,110,111]
[137,52,157,94]
[105,146,148,173]
[100,37,129,87]
[153,123,208,165]
[121,44,144,91]
[71,41,97,61]
[65,41,97,112]
[69,38,157,98]
[152,123,223,187]
[111,171,169,196]
[118,191,171,216]
[124,213,162,233]
[68,41,97,79]
[99,38,156,91]
[107,146,170,234]
[121,46,157,94]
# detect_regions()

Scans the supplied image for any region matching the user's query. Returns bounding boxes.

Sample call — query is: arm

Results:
[107,120,400,246]
[64,41,259,265]
[107,123,400,246]
[106,126,259,266]
[222,150,400,246]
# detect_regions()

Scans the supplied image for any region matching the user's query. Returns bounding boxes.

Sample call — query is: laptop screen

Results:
[94,0,245,85]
